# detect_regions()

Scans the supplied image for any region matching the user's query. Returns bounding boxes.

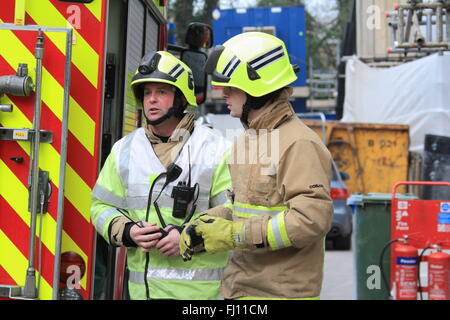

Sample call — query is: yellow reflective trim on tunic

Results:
[223,203,233,210]
[267,218,277,249]
[0,29,96,156]
[26,2,99,87]
[277,212,292,248]
[232,207,283,219]
[236,296,320,300]
[267,212,292,250]
[234,201,287,212]
[232,201,287,219]
[232,211,255,219]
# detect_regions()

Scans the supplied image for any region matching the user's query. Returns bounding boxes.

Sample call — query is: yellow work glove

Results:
[179,216,210,262]
[194,215,246,254]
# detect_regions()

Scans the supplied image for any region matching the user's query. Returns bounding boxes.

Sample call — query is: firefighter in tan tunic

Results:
[179,32,334,299]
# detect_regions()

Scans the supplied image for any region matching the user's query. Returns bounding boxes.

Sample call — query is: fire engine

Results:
[0,0,210,300]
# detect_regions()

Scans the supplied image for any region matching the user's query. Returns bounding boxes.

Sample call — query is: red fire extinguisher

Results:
[394,242,419,300]
[428,248,450,300]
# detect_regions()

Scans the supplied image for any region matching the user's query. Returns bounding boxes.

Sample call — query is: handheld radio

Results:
[171,146,198,219]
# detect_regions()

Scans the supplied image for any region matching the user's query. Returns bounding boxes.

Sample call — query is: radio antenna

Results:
[188,145,192,187]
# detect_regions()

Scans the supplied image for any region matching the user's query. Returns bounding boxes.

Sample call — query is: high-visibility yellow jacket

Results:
[90,114,232,300]
[207,88,333,299]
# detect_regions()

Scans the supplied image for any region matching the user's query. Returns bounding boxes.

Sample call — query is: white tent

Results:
[342,52,450,152]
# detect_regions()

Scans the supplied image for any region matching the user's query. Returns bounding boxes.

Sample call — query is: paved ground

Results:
[321,241,355,300]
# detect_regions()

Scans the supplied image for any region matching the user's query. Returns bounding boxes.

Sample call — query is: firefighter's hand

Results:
[179,216,209,261]
[155,226,180,258]
[130,222,162,252]
[195,216,246,254]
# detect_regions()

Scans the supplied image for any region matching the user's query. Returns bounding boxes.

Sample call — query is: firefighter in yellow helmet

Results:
[91,51,232,299]
[179,32,334,299]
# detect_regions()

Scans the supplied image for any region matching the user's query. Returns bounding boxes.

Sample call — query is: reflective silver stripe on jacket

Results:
[126,192,175,210]
[209,191,228,208]
[233,204,285,217]
[128,267,224,284]
[270,213,287,249]
[95,207,121,233]
[118,130,137,187]
[93,183,209,212]
[125,195,210,212]
[92,184,127,208]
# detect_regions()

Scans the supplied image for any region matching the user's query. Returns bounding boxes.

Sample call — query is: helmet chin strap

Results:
[145,106,175,126]
[240,101,252,126]
[240,90,282,125]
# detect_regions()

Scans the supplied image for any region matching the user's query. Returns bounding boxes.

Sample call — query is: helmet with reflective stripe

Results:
[131,51,197,108]
[205,32,298,97]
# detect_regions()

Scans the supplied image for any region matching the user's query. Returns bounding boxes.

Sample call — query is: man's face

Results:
[142,83,176,122]
[222,86,247,118]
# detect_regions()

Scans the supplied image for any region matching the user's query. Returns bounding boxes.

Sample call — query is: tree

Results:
[170,0,220,44]
[307,11,339,72]
[195,0,220,27]
[306,0,354,72]
[171,0,194,44]
[333,0,354,54]
[169,0,354,73]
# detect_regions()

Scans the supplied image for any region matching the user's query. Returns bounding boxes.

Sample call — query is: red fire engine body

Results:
[0,0,168,300]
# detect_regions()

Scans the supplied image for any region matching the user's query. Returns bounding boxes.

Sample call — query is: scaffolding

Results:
[387,0,450,55]
[306,71,337,111]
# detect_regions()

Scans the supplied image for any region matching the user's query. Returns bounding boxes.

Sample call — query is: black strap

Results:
[166,224,182,234]
[123,222,138,247]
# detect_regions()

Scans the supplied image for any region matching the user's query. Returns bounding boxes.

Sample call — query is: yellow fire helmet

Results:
[205,32,299,97]
[130,51,197,108]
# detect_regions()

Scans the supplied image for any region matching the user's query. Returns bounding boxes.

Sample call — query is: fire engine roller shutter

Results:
[145,10,159,54]
[122,0,160,136]
[122,0,145,136]
[0,0,107,300]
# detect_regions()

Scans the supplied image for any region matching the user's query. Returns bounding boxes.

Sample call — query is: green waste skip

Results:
[347,193,418,300]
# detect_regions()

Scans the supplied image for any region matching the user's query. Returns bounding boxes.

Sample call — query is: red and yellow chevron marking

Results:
[0,0,106,300]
